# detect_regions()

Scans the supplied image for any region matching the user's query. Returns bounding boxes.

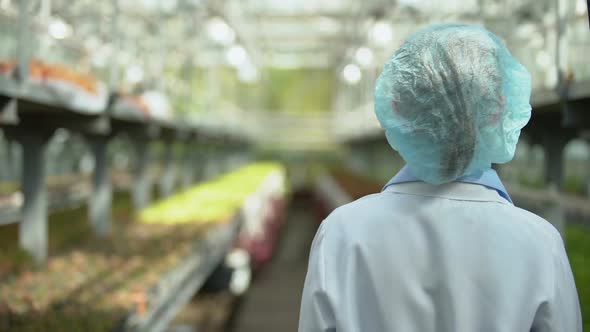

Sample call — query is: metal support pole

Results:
[220,146,230,173]
[356,145,366,173]
[515,139,529,185]
[206,68,217,111]
[87,136,111,237]
[239,146,250,167]
[211,147,222,178]
[18,133,51,264]
[157,11,168,92]
[132,140,152,210]
[0,135,6,181]
[555,0,574,126]
[544,137,567,190]
[215,146,225,176]
[38,0,51,56]
[108,0,120,87]
[202,145,217,180]
[192,145,204,183]
[207,139,219,178]
[525,143,541,185]
[159,143,176,197]
[542,135,568,235]
[555,0,569,88]
[17,0,30,81]
[230,146,241,170]
[239,146,251,166]
[222,146,231,172]
[3,136,18,181]
[181,146,196,189]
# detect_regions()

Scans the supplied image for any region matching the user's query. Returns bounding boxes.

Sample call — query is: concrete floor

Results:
[231,198,318,332]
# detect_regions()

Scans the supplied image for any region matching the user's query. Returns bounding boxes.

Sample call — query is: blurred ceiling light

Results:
[160,0,178,13]
[317,16,341,34]
[270,54,305,69]
[397,0,420,7]
[48,18,72,40]
[167,50,185,68]
[484,1,501,16]
[529,33,544,49]
[544,67,558,89]
[226,45,248,67]
[142,91,171,119]
[206,17,236,46]
[91,45,112,68]
[117,52,133,67]
[342,64,362,85]
[355,47,374,67]
[575,0,587,15]
[121,0,170,13]
[140,0,157,10]
[515,23,536,39]
[535,50,552,68]
[84,37,101,51]
[238,64,259,83]
[125,65,145,84]
[542,12,555,26]
[0,0,12,11]
[370,21,393,47]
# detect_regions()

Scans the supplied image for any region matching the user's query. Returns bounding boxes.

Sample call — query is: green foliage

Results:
[517,175,545,189]
[563,176,586,196]
[565,225,590,331]
[260,68,334,113]
[138,162,286,225]
[516,174,587,196]
[0,181,19,194]
[173,66,335,114]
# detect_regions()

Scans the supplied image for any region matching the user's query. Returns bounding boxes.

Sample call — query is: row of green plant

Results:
[138,162,286,225]
[514,174,587,196]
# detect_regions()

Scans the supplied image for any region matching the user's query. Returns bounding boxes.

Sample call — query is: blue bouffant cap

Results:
[374,24,532,184]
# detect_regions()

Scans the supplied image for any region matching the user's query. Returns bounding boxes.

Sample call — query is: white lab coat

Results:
[299,182,582,332]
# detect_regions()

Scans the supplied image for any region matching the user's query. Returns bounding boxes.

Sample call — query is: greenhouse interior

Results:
[0,0,589,331]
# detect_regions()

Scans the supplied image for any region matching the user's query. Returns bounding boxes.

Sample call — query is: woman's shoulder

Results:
[321,192,392,236]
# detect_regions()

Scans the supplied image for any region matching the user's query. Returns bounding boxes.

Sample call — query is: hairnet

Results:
[374,24,532,184]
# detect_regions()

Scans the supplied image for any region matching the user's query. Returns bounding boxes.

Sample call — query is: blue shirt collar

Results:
[382,165,513,204]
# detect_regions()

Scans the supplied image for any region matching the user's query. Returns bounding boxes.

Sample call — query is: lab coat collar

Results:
[382,165,513,204]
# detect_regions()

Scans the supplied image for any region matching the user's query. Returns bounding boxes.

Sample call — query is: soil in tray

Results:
[0,192,218,332]
[169,292,236,332]
[0,174,88,195]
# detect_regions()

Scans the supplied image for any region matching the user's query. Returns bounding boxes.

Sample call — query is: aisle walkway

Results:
[231,197,318,331]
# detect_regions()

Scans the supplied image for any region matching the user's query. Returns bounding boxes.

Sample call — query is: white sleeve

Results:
[298,224,337,332]
[531,233,583,332]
